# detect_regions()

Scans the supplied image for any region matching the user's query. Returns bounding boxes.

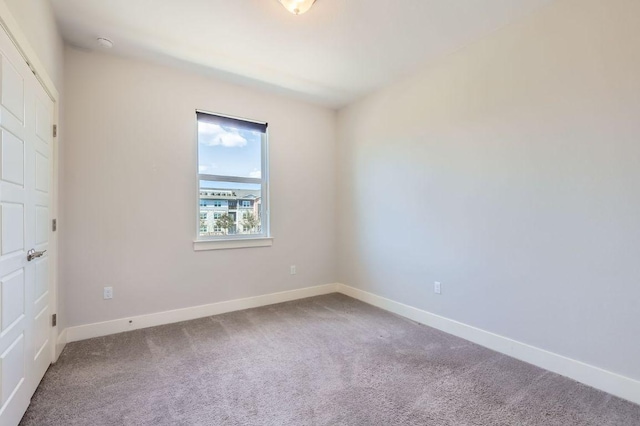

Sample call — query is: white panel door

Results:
[0,24,53,426]
[30,81,53,394]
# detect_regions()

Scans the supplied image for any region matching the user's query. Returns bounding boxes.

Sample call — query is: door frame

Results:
[0,2,61,363]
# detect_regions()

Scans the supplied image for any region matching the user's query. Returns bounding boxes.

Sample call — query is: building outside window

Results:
[196,111,269,240]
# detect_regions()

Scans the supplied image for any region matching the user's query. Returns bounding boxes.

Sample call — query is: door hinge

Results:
[52,314,57,327]
[52,218,57,232]
[53,124,58,138]
[27,62,37,76]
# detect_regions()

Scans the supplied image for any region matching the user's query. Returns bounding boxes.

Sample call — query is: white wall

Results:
[337,0,640,382]
[62,48,337,327]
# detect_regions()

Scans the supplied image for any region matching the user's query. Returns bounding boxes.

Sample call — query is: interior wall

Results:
[337,0,640,382]
[62,48,337,327]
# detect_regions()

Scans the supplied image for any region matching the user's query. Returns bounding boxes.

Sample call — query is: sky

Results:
[198,121,262,179]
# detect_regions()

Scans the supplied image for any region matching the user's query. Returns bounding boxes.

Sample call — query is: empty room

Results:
[0,0,639,424]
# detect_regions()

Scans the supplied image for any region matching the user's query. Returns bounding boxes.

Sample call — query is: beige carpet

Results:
[20,294,640,425]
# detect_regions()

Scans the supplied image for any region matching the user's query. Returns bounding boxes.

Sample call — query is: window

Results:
[196,111,270,246]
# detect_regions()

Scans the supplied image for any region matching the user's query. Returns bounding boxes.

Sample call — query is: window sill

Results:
[193,237,273,251]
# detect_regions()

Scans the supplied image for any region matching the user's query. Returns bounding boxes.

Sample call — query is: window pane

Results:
[198,120,262,179]
[199,181,262,237]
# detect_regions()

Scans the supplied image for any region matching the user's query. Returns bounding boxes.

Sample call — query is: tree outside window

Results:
[215,214,236,235]
[242,212,259,232]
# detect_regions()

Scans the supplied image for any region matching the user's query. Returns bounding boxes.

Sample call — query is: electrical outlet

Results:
[104,286,113,300]
[290,265,297,275]
[434,281,442,295]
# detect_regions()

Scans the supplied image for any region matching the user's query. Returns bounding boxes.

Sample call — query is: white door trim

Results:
[0,1,59,102]
[0,1,61,364]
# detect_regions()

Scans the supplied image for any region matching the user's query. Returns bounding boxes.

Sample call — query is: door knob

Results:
[27,249,46,261]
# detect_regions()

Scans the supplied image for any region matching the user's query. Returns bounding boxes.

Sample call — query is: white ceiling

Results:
[51,0,554,108]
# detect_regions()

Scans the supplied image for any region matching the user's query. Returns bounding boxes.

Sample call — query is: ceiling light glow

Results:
[278,0,316,15]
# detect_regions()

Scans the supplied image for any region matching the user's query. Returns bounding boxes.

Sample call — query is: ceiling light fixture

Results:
[278,0,316,15]
[96,37,114,49]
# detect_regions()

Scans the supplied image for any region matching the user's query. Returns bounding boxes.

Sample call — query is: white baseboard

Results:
[59,281,639,405]
[54,328,67,362]
[65,283,339,343]
[336,283,640,406]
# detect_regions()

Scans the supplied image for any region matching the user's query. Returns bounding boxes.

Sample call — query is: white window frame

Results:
[194,110,272,251]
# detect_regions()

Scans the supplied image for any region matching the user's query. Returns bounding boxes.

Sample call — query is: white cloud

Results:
[249,169,261,178]
[199,163,218,174]
[198,122,247,148]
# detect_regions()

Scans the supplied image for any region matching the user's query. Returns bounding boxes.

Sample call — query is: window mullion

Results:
[199,174,261,185]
